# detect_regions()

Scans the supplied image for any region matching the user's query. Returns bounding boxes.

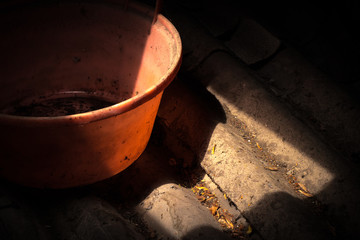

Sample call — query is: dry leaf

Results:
[298,189,313,197]
[210,205,218,216]
[218,218,227,227]
[211,144,216,154]
[297,183,309,192]
[207,196,214,201]
[256,142,262,150]
[215,210,220,218]
[195,186,209,191]
[168,158,177,166]
[196,195,206,201]
[246,225,252,235]
[224,217,234,229]
[328,222,336,236]
[265,166,279,171]
[224,193,227,200]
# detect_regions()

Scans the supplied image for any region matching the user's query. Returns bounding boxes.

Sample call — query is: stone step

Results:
[189,51,360,239]
[165,0,360,166]
[201,123,333,240]
[136,183,233,240]
[257,47,360,163]
[156,76,334,239]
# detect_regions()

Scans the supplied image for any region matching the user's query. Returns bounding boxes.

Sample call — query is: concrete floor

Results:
[1,0,360,239]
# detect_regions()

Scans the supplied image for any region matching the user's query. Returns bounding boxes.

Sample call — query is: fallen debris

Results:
[192,181,251,238]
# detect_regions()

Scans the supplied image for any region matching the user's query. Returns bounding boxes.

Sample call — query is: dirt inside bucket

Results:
[1,92,120,117]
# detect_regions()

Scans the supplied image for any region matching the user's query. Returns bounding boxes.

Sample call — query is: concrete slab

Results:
[194,51,341,191]
[192,51,360,238]
[0,188,148,240]
[225,19,281,65]
[137,183,232,240]
[51,197,146,240]
[163,3,225,71]
[257,47,360,163]
[0,195,43,240]
[193,0,240,37]
[201,174,263,240]
[156,74,332,239]
[201,123,332,240]
[156,77,226,168]
[201,174,243,223]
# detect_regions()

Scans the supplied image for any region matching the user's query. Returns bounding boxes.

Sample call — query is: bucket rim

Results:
[0,3,182,126]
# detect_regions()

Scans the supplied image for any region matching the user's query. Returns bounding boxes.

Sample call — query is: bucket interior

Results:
[0,1,179,117]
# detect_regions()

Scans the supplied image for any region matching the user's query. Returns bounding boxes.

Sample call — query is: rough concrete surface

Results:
[2,0,360,240]
[163,5,225,72]
[225,18,281,65]
[195,51,340,194]
[257,47,360,161]
[137,183,231,240]
[201,123,333,240]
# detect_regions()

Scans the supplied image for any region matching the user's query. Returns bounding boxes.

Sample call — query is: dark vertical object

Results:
[152,0,162,25]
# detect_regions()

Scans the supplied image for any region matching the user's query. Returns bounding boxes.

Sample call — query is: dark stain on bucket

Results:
[1,92,122,117]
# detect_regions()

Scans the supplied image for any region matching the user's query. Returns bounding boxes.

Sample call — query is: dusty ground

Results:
[1,0,360,239]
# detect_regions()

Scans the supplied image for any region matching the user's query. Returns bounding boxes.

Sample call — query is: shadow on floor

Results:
[0,74,227,239]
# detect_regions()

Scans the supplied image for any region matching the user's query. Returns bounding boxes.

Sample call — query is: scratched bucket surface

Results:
[0,1,182,188]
